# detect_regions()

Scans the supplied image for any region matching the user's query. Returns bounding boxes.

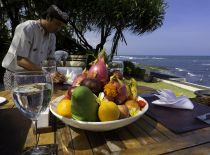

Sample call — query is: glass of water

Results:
[41,59,57,73]
[12,71,53,154]
[108,61,124,75]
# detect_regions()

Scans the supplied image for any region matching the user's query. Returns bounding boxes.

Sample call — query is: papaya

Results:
[71,86,99,121]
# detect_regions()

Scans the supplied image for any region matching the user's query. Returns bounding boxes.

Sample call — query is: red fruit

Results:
[87,51,108,85]
[137,99,146,108]
[115,85,127,104]
[80,78,102,95]
[110,77,128,104]
[72,71,87,86]
[67,86,76,99]
[64,90,70,99]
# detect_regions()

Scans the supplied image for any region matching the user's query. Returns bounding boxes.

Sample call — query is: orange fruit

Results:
[57,99,72,118]
[98,101,120,122]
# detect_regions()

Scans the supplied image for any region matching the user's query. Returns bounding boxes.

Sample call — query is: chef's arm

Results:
[17,56,42,71]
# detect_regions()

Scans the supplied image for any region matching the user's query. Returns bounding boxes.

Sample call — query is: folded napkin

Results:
[37,107,50,128]
[152,89,194,110]
[65,69,76,84]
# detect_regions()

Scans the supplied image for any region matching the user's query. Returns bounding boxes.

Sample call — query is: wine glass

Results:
[41,59,57,93]
[108,61,124,75]
[12,71,53,154]
[41,59,57,73]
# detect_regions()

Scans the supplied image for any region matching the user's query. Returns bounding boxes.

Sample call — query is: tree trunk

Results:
[109,30,121,62]
[96,25,111,53]
[2,0,20,36]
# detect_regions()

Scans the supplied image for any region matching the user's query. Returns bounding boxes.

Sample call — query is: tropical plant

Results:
[63,0,167,60]
[0,0,166,60]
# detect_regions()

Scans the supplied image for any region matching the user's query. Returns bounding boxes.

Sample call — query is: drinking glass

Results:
[108,61,124,75]
[12,71,53,154]
[42,59,56,93]
[41,59,57,73]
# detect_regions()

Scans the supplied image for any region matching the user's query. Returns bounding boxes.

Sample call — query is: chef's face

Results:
[47,18,65,33]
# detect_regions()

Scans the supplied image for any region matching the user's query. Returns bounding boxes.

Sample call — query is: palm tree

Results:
[0,0,166,61]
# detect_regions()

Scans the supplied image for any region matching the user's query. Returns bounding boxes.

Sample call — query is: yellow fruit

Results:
[57,99,72,118]
[98,101,120,122]
[125,99,140,116]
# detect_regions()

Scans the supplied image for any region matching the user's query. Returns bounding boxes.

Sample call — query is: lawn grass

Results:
[137,80,196,98]
[136,64,168,71]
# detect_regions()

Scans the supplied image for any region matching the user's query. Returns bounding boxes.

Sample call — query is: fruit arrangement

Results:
[56,50,146,122]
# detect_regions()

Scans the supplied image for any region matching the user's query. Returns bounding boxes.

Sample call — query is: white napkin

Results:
[65,69,76,84]
[37,107,50,128]
[65,68,83,84]
[152,89,194,110]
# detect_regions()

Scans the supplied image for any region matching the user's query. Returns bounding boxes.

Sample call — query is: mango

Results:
[71,86,99,121]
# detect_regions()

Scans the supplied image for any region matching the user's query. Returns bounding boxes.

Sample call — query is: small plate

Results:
[50,96,149,131]
[0,97,7,105]
[197,113,210,124]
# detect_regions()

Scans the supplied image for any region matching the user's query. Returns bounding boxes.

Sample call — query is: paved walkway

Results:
[151,71,210,92]
[160,79,202,92]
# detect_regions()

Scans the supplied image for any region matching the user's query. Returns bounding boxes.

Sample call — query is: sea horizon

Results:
[114,55,210,87]
[116,54,210,57]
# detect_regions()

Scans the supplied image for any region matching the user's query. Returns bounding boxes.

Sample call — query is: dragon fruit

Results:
[87,51,108,85]
[72,70,88,86]
[104,75,128,104]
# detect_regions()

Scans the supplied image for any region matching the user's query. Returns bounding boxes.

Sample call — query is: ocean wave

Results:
[114,55,166,61]
[202,63,210,66]
[151,57,166,60]
[187,72,196,77]
[113,55,149,61]
[175,67,185,72]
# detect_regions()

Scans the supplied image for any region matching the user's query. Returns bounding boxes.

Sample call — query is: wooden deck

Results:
[1,86,210,154]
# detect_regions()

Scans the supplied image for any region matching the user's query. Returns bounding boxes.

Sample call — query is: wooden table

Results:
[1,86,210,155]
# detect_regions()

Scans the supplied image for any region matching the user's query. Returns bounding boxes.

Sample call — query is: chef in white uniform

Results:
[2,5,69,89]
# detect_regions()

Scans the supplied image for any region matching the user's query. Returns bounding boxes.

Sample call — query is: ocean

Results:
[113,55,210,87]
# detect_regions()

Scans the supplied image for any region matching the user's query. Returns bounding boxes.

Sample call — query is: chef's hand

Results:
[17,56,42,71]
[50,71,66,83]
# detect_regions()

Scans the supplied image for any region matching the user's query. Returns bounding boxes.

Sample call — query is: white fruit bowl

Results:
[50,95,149,131]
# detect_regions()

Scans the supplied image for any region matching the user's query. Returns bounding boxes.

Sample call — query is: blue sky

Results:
[117,0,210,56]
[104,0,210,56]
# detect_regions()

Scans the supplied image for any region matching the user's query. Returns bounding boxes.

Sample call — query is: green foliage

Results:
[0,0,167,57]
[134,67,146,79]
[139,81,196,98]
[0,0,166,82]
[123,60,145,79]
[0,21,11,83]
[123,61,135,76]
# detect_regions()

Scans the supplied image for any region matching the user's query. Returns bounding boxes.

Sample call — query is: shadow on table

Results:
[0,108,31,155]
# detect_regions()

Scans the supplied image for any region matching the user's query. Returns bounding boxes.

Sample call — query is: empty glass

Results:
[108,61,124,75]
